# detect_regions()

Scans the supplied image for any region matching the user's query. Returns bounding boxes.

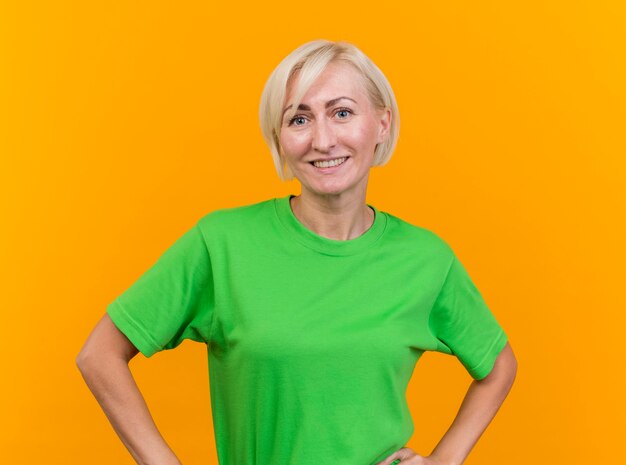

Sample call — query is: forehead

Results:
[285,61,367,101]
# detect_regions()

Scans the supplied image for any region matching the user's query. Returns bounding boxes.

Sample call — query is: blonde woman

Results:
[77,39,517,465]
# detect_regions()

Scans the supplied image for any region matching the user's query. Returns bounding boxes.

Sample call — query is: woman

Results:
[77,40,517,465]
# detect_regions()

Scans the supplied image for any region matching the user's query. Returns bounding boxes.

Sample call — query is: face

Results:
[279,61,391,200]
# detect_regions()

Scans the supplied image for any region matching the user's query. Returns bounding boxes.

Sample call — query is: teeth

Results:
[312,157,347,168]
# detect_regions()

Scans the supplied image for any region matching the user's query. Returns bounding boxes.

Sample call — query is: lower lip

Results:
[310,157,349,173]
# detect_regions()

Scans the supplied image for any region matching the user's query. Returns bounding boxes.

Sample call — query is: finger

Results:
[375,455,402,465]
[375,446,418,465]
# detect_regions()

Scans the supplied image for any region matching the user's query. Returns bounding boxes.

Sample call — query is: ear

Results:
[376,108,392,144]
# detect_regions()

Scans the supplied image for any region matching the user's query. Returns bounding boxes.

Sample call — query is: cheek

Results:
[280,131,310,157]
[343,124,379,150]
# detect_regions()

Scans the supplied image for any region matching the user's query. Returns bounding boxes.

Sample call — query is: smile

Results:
[310,157,348,169]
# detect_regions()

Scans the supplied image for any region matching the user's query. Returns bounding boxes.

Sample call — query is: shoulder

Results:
[195,197,276,233]
[381,210,455,258]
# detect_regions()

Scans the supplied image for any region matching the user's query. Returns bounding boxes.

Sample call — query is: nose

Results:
[311,118,337,153]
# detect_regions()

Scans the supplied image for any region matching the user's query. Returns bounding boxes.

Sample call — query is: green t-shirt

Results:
[107,194,508,465]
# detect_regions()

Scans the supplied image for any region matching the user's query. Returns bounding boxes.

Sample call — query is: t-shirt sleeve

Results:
[428,254,508,380]
[106,221,215,358]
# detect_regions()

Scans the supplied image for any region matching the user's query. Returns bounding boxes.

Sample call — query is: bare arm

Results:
[427,341,518,465]
[380,342,517,465]
[76,313,182,465]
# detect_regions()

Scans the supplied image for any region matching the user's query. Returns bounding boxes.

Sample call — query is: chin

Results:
[308,183,357,198]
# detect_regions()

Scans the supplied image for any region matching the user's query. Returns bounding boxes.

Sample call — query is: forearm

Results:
[429,345,517,465]
[77,354,182,465]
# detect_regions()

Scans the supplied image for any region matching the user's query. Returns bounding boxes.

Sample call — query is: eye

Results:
[335,108,353,119]
[288,115,308,127]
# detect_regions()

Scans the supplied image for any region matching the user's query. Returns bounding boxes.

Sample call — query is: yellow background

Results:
[1,1,624,464]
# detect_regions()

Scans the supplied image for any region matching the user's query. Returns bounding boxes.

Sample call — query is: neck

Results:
[289,191,374,241]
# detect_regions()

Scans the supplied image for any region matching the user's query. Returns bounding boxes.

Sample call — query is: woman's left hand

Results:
[374,447,450,465]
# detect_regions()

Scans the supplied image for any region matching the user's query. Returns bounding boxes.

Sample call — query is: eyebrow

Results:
[281,96,358,119]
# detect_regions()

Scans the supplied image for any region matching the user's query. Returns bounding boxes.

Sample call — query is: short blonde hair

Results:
[259,39,400,181]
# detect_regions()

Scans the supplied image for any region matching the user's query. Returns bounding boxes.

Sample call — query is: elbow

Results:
[76,342,102,372]
[75,347,91,371]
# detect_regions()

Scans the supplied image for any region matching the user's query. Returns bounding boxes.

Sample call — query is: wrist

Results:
[427,453,461,465]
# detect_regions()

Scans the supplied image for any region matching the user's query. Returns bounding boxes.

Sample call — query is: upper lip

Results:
[309,156,349,163]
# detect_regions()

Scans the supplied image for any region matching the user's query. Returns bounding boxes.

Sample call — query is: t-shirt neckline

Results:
[273,194,387,256]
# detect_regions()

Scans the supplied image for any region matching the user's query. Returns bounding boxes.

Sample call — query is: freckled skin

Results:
[279,61,391,203]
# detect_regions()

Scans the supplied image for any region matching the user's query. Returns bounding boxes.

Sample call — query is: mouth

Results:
[309,156,349,169]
